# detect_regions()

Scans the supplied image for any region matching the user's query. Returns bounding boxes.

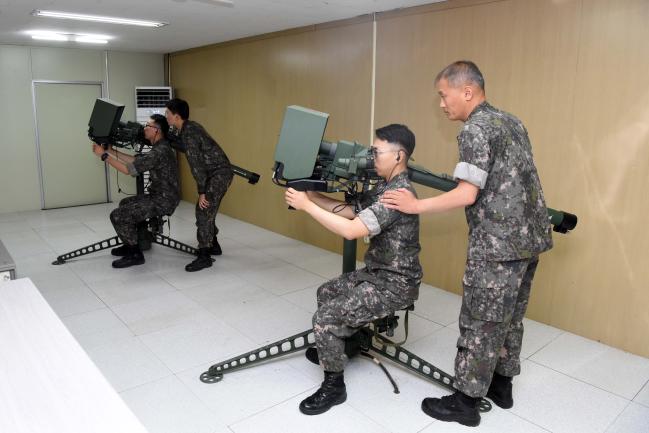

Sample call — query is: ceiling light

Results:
[26,30,112,44]
[75,36,109,44]
[27,31,68,41]
[31,9,168,28]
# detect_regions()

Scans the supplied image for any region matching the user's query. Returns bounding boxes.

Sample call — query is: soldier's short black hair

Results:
[375,124,415,158]
[435,60,485,91]
[150,114,169,139]
[166,98,190,120]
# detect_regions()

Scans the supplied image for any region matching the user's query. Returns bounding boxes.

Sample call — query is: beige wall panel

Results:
[561,0,649,355]
[170,21,373,254]
[377,0,649,357]
[30,47,103,82]
[0,46,41,213]
[106,51,165,201]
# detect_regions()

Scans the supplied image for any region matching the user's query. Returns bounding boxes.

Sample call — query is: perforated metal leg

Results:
[368,337,492,412]
[200,329,315,383]
[198,322,492,412]
[153,233,199,256]
[52,236,121,265]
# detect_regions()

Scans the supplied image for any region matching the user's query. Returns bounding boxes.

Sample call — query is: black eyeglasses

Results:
[369,147,399,158]
[144,123,159,130]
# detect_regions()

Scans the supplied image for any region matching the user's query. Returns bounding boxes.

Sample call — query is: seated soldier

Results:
[92,114,180,268]
[284,124,422,415]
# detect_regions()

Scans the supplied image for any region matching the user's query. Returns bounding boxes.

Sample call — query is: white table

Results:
[0,278,150,433]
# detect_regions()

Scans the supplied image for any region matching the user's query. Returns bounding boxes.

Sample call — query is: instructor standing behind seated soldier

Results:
[381,61,553,427]
[165,98,234,272]
[284,124,422,416]
[92,114,180,268]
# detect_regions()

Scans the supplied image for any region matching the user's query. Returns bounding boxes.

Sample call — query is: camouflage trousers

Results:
[196,172,233,248]
[110,195,174,246]
[453,257,539,397]
[313,269,413,372]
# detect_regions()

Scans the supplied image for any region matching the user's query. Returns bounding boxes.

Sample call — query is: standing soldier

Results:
[92,114,180,268]
[165,98,234,272]
[284,124,422,415]
[381,61,553,427]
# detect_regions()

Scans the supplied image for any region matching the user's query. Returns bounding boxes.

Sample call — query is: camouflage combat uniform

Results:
[314,171,422,372]
[179,120,233,248]
[110,139,180,246]
[451,102,553,397]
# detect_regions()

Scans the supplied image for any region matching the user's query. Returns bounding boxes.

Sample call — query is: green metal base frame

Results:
[199,326,492,413]
[52,236,122,265]
[52,230,199,265]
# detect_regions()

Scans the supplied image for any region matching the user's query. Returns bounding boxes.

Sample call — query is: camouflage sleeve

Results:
[184,129,209,194]
[358,208,381,236]
[130,147,162,176]
[454,123,490,189]
[357,196,401,238]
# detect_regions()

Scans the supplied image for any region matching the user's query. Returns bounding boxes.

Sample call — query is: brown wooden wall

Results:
[170,0,649,358]
[170,18,374,254]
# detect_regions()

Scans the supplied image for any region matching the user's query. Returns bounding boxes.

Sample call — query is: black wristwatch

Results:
[101,152,109,161]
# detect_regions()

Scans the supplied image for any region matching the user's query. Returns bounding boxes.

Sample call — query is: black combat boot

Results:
[111,244,131,256]
[111,245,145,268]
[299,371,347,415]
[421,391,481,427]
[185,248,213,272]
[209,236,222,256]
[486,372,513,409]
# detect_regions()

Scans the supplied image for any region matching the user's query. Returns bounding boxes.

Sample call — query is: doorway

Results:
[33,81,110,209]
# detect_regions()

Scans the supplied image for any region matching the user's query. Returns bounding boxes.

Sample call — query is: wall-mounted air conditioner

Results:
[135,86,173,125]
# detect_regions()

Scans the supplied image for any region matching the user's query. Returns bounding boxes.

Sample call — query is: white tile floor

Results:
[2,201,649,433]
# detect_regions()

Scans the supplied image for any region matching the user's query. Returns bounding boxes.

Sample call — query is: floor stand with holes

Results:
[52,175,198,265]
[199,238,492,413]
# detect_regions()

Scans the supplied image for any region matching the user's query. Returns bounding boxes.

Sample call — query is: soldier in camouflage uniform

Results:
[285,124,422,416]
[165,98,234,272]
[381,61,553,427]
[92,114,180,268]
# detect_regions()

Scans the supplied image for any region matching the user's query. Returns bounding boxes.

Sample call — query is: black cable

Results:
[114,149,135,196]
[332,202,350,214]
[359,352,400,394]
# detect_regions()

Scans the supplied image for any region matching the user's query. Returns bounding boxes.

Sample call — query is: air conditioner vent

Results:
[136,88,173,108]
[135,86,173,123]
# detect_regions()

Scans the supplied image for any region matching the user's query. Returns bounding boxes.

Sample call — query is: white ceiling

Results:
[0,0,444,53]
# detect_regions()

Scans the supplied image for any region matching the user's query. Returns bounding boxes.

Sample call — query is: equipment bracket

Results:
[200,325,492,412]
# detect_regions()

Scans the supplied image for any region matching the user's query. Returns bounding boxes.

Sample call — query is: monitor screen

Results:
[88,98,125,140]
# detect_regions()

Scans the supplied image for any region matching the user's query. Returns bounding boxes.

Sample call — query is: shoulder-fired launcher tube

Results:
[407,163,577,234]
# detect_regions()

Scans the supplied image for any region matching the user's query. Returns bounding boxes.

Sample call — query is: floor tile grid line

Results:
[288,259,339,281]
[32,264,180,398]
[510,413,554,433]
[246,250,337,288]
[602,399,635,433]
[441,316,567,358]
[413,413,553,433]
[178,363,318,430]
[631,378,649,404]
[138,319,275,380]
[527,358,633,403]
[114,367,178,394]
[78,323,177,394]
[227,382,326,429]
[225,380,398,433]
[80,219,113,236]
[414,311,454,329]
[51,258,113,318]
[519,326,565,360]
[62,263,235,394]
